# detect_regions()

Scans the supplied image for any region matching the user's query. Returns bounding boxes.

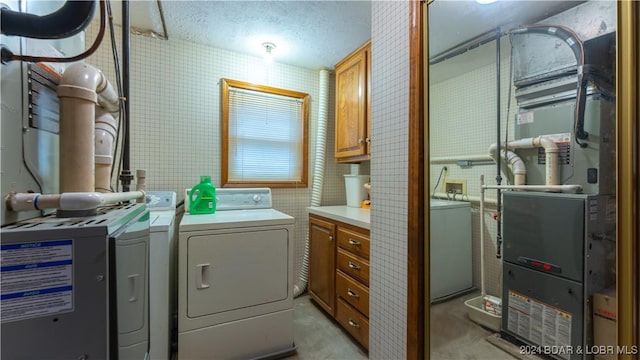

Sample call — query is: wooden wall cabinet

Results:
[308,214,370,350]
[334,40,371,163]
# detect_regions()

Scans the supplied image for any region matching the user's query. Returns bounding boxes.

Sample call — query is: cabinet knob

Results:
[348,318,361,329]
[329,235,334,241]
[358,138,365,145]
[348,262,361,271]
[348,239,361,246]
[347,288,360,299]
[366,137,370,144]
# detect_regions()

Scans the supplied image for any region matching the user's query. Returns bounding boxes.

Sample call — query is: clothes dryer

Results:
[178,188,295,359]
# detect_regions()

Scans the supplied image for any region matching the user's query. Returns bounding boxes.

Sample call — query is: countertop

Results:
[307,205,370,230]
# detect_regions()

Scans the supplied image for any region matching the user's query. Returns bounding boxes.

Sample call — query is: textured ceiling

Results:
[158,0,372,70]
[113,0,582,71]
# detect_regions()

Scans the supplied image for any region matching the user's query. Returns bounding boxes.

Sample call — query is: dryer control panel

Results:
[184,188,273,211]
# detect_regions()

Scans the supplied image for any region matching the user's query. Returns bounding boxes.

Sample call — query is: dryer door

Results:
[186,228,289,319]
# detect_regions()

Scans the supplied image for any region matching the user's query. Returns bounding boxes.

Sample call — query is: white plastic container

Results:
[344,175,369,207]
[464,295,502,332]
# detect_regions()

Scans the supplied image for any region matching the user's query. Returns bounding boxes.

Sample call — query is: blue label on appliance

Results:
[1,240,73,322]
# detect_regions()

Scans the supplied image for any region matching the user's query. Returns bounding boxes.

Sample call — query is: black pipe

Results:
[1,1,96,39]
[1,0,106,64]
[510,25,589,148]
[119,0,133,191]
[495,31,502,259]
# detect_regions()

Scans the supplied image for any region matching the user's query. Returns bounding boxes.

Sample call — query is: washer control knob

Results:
[252,194,262,203]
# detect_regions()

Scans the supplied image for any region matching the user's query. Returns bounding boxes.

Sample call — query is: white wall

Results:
[369,1,410,358]
[84,19,355,291]
[429,37,515,297]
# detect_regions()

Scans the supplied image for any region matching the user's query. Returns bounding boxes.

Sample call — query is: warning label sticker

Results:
[508,290,572,360]
[1,240,73,322]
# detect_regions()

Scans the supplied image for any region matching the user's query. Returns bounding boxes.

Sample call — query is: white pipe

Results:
[482,184,582,193]
[431,155,493,164]
[480,175,486,296]
[293,69,330,297]
[95,108,118,192]
[135,170,146,203]
[533,136,559,186]
[7,191,145,211]
[488,135,560,186]
[503,151,526,186]
[488,145,527,186]
[58,62,120,193]
[431,192,498,207]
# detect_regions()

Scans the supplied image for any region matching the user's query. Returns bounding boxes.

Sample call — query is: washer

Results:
[178,188,296,360]
[146,191,177,360]
[430,199,472,302]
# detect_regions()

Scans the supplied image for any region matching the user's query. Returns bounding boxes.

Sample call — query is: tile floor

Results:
[289,292,517,360]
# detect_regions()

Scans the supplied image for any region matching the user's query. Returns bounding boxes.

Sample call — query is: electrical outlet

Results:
[443,179,467,195]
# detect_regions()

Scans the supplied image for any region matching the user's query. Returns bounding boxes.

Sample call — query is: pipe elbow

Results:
[536,136,559,152]
[96,73,120,117]
[488,143,499,159]
[58,63,103,102]
[95,110,117,161]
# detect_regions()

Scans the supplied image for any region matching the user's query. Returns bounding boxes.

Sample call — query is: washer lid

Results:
[179,208,294,231]
[150,211,176,232]
[430,199,470,209]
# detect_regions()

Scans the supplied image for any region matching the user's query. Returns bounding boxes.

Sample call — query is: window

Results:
[221,79,309,188]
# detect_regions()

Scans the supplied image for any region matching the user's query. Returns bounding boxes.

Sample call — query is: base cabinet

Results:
[308,216,336,315]
[308,214,370,350]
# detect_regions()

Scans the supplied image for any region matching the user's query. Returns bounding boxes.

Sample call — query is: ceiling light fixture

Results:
[262,42,276,63]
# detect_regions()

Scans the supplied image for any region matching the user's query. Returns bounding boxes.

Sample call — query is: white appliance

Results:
[178,188,296,359]
[146,191,177,360]
[430,199,473,302]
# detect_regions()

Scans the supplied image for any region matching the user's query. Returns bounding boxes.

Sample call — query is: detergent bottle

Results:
[189,176,216,214]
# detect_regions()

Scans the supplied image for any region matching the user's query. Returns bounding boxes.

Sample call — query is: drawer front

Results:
[336,270,369,316]
[336,298,369,350]
[337,228,370,260]
[337,249,369,286]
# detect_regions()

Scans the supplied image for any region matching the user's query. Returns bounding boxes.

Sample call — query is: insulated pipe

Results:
[1,0,97,39]
[58,62,119,193]
[293,69,330,298]
[7,191,145,212]
[95,108,117,192]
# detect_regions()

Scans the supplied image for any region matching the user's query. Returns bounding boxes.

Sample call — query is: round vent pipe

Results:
[0,0,97,39]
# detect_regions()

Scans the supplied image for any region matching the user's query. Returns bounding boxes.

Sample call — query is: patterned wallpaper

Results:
[369,1,410,358]
[84,17,359,293]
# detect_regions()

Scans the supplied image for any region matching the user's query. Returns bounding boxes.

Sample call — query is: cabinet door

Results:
[308,216,336,315]
[335,49,367,159]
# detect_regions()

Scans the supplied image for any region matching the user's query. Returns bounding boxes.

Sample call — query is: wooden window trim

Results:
[221,78,309,188]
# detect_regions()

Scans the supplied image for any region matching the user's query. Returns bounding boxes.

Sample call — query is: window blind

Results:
[227,86,304,182]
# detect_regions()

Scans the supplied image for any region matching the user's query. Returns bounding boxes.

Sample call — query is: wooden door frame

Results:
[407,1,425,359]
